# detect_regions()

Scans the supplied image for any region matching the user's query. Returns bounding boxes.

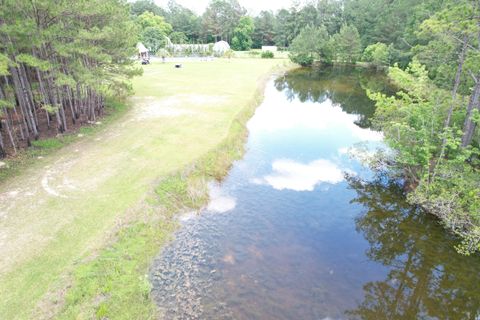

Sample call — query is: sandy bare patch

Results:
[40,159,81,199]
[133,94,227,121]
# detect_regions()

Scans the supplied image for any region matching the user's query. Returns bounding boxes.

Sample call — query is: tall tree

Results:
[136,11,173,53]
[166,0,201,42]
[231,16,254,51]
[252,11,276,48]
[289,25,333,66]
[333,24,362,64]
[0,0,141,157]
[274,9,292,48]
[201,0,246,43]
[130,0,167,16]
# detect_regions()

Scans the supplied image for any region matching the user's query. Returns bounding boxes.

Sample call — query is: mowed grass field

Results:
[0,58,288,319]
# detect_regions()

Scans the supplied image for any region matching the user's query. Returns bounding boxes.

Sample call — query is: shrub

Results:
[362,42,389,67]
[223,49,235,59]
[289,53,314,66]
[261,51,274,59]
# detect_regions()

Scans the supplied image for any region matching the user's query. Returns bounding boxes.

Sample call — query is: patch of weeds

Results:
[155,173,208,212]
[57,221,176,320]
[31,137,69,150]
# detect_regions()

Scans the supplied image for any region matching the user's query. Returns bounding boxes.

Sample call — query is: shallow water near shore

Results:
[150,66,480,319]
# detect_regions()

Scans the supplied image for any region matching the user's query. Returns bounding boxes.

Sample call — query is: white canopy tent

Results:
[213,41,230,56]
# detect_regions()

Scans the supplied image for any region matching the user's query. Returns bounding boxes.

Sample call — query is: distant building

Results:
[262,46,278,52]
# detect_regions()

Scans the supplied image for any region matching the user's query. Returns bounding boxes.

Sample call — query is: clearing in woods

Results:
[0,58,286,319]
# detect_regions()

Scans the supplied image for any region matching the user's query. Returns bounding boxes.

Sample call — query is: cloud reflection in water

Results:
[253,158,348,191]
[207,183,237,213]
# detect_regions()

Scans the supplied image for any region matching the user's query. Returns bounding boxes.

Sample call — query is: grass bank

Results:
[0,58,292,319]
[55,65,282,319]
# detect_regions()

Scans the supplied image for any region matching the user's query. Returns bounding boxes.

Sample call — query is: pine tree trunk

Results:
[461,74,480,147]
[445,35,469,129]
[35,66,53,129]
[0,123,5,158]
[432,35,470,180]
[2,117,17,154]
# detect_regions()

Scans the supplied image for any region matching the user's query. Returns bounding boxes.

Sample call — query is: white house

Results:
[262,46,278,52]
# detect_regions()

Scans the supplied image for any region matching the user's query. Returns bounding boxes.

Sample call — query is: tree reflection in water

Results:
[274,65,393,129]
[346,174,480,320]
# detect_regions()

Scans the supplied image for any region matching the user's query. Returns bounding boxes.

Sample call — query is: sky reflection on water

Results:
[150,66,480,320]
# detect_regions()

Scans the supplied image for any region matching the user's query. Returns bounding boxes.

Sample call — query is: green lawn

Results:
[0,58,290,319]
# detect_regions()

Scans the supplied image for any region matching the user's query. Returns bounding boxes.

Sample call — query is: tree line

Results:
[367,0,480,255]
[130,0,443,62]
[0,0,140,158]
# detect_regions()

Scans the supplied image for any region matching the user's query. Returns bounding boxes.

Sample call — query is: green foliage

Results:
[231,16,255,51]
[363,42,389,66]
[15,54,50,71]
[332,24,362,64]
[223,49,235,59]
[289,53,314,67]
[58,221,175,320]
[344,0,443,67]
[130,0,166,16]
[169,31,188,44]
[202,0,246,42]
[137,11,173,53]
[0,53,11,76]
[166,1,201,42]
[261,51,274,59]
[252,11,276,48]
[31,139,64,150]
[413,0,479,94]
[370,61,480,254]
[289,25,333,66]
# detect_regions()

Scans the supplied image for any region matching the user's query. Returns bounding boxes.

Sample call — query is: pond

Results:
[149,66,480,320]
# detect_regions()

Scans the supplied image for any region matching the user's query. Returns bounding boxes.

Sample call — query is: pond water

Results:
[150,67,480,320]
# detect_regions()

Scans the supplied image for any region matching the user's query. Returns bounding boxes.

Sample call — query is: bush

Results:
[289,53,314,66]
[289,25,333,65]
[223,49,235,59]
[261,51,274,59]
[362,42,389,67]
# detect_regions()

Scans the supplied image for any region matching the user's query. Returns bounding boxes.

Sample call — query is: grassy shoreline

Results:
[24,60,294,319]
[55,62,292,319]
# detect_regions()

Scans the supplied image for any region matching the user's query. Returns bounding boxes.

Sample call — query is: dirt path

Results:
[0,59,285,319]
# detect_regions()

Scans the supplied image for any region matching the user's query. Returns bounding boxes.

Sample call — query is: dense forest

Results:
[1,0,479,253]
[0,0,141,157]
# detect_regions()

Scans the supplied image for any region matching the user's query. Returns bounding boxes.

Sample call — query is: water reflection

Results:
[274,66,393,128]
[149,66,480,320]
[256,158,345,191]
[347,174,480,319]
